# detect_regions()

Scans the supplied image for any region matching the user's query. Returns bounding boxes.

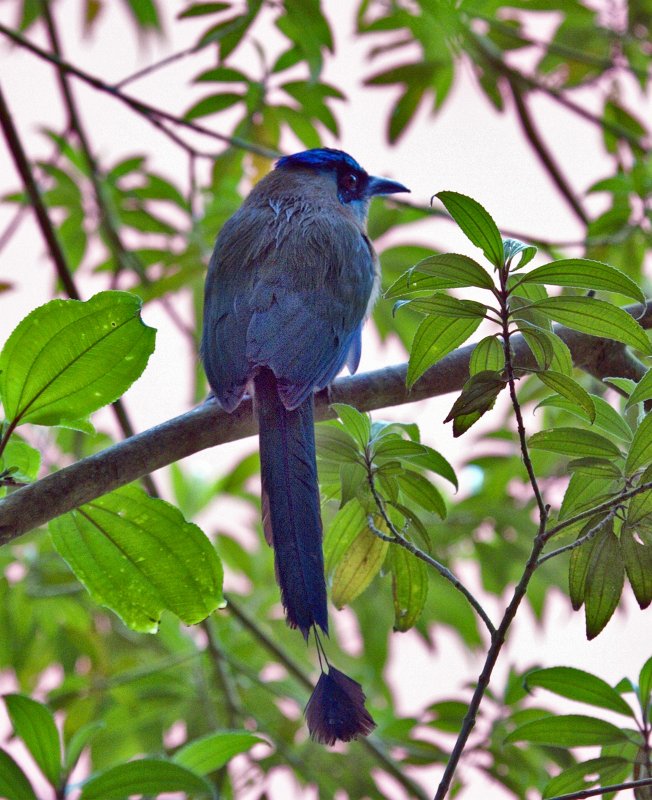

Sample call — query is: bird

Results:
[201,147,409,744]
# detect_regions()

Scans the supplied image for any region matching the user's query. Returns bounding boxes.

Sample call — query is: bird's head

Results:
[275,148,409,219]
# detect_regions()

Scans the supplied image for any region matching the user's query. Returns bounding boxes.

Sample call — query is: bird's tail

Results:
[254,367,328,639]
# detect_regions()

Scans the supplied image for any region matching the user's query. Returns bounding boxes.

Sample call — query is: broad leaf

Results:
[625,414,652,475]
[535,371,595,422]
[3,695,61,787]
[620,527,652,609]
[469,335,504,375]
[331,403,371,450]
[584,526,625,639]
[0,749,37,800]
[331,519,389,608]
[324,499,367,576]
[444,370,506,431]
[50,486,224,633]
[389,545,428,632]
[173,731,267,775]
[436,192,504,267]
[407,315,482,388]
[397,470,446,518]
[543,756,631,799]
[518,258,645,304]
[397,293,488,319]
[409,253,494,289]
[525,667,634,716]
[80,759,214,799]
[626,368,652,408]
[505,714,629,746]
[529,428,622,459]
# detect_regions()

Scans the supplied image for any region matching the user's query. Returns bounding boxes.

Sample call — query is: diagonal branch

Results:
[0,301,649,543]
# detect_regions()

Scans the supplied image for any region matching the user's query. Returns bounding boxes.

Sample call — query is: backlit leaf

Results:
[518,258,645,304]
[331,519,389,607]
[436,192,504,267]
[407,315,483,388]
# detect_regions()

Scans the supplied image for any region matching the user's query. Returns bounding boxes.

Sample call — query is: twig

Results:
[537,510,616,566]
[366,475,496,636]
[224,594,431,800]
[549,777,652,800]
[200,617,241,727]
[0,22,278,159]
[114,45,202,89]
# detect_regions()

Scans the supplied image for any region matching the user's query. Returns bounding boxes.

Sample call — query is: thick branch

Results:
[0,302,649,543]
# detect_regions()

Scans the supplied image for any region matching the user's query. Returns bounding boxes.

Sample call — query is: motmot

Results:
[201,148,409,744]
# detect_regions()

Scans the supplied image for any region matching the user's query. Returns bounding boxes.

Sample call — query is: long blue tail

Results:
[254,368,328,639]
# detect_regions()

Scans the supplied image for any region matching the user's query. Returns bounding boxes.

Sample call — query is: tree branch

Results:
[0,301,649,543]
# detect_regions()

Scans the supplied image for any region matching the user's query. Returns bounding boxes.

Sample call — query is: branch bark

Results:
[0,301,649,543]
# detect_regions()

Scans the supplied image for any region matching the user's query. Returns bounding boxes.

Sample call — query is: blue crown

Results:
[275,148,363,174]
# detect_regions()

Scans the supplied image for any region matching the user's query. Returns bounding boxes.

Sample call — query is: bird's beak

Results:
[367,176,410,197]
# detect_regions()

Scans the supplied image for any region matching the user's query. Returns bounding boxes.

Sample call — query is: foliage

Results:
[0,1,651,799]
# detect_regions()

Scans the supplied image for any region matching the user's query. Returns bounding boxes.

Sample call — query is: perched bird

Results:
[201,148,409,744]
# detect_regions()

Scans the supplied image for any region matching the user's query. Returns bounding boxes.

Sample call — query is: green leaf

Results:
[0,434,41,483]
[528,428,622,459]
[178,3,230,18]
[407,315,482,388]
[173,731,267,775]
[626,368,652,408]
[628,464,652,524]
[584,526,625,639]
[436,192,504,267]
[469,336,504,375]
[0,749,37,800]
[185,92,243,120]
[0,292,155,428]
[372,438,457,488]
[569,520,603,609]
[324,499,367,576]
[80,759,214,799]
[444,371,506,431]
[525,667,634,717]
[397,470,446,518]
[122,0,160,29]
[389,545,428,632]
[331,521,388,608]
[331,403,371,450]
[620,527,652,609]
[525,296,652,355]
[537,394,633,442]
[625,414,652,475]
[518,258,646,304]
[396,293,488,319]
[568,458,622,479]
[503,238,537,269]
[50,486,224,633]
[409,253,494,289]
[535,371,595,422]
[3,695,61,787]
[504,714,629,746]
[194,66,249,83]
[64,721,104,773]
[543,756,630,799]
[639,655,652,712]
[559,475,616,521]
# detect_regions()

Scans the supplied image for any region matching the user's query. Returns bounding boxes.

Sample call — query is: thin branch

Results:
[549,777,652,800]
[115,45,202,89]
[508,79,589,226]
[0,302,650,543]
[537,510,616,566]
[200,617,241,727]
[366,475,497,636]
[0,23,278,159]
[224,595,431,800]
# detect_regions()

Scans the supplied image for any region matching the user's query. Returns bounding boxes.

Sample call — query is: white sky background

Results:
[0,1,651,798]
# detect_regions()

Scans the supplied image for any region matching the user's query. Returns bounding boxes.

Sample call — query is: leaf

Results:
[525,667,634,716]
[569,519,604,609]
[80,759,214,799]
[122,0,160,30]
[178,3,231,18]
[436,192,504,267]
[444,371,506,428]
[526,296,652,355]
[559,475,616,521]
[3,695,61,787]
[625,414,652,475]
[173,731,267,774]
[185,92,243,120]
[528,428,622,459]
[64,721,104,773]
[331,520,389,608]
[0,434,41,483]
[372,438,457,488]
[537,394,632,442]
[397,470,446,518]
[0,749,37,800]
[409,253,494,289]
[315,422,361,464]
[639,655,652,712]
[407,315,483,388]
[396,293,488,319]
[389,545,428,632]
[324,499,367,576]
[535,371,596,422]
[543,756,631,799]
[50,486,224,633]
[628,464,652,524]
[0,292,155,428]
[568,458,622,479]
[584,526,625,639]
[620,527,652,609]
[518,258,646,304]
[331,403,371,450]
[627,368,652,408]
[469,336,505,375]
[504,714,629,746]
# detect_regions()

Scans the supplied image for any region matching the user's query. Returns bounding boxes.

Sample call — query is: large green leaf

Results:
[407,315,482,388]
[408,253,494,289]
[3,695,61,787]
[389,545,428,632]
[529,428,622,459]
[324,499,367,576]
[525,667,634,717]
[543,756,631,799]
[518,258,646,304]
[525,296,652,355]
[620,527,652,609]
[0,292,156,428]
[173,731,267,775]
[504,714,629,746]
[436,192,504,267]
[535,371,596,422]
[331,521,388,608]
[80,759,214,799]
[584,527,625,639]
[469,335,504,375]
[626,367,652,408]
[0,749,37,800]
[50,486,224,633]
[625,414,652,475]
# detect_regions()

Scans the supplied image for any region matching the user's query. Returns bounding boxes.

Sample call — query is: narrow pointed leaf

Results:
[3,695,61,787]
[331,403,371,450]
[628,464,652,524]
[503,238,537,269]
[584,527,625,639]
[625,414,652,475]
[445,370,506,424]
[527,296,652,355]
[436,192,504,267]
[373,438,457,488]
[529,428,622,459]
[518,325,573,374]
[50,486,224,633]
[410,253,494,289]
[639,656,652,712]
[504,714,628,746]
[525,667,634,716]
[535,371,595,421]
[519,259,645,304]
[398,293,488,319]
[569,523,601,610]
[0,292,155,428]
[173,731,267,775]
[568,458,622,479]
[469,335,504,375]
[537,394,632,442]
[620,527,652,609]
[407,315,482,388]
[0,749,37,800]
[389,545,428,632]
[331,519,389,608]
[80,759,214,799]
[315,423,361,464]
[543,757,630,799]
[397,470,446,518]
[626,368,652,408]
[324,499,367,576]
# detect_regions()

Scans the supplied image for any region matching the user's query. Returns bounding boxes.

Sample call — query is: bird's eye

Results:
[341,172,358,192]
